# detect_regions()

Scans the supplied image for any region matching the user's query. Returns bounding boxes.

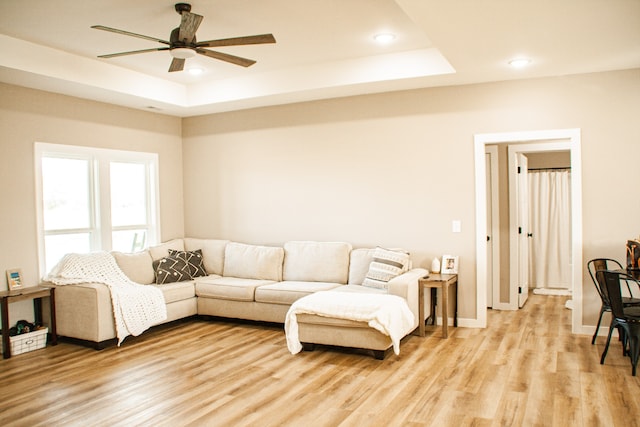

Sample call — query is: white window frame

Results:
[34,143,160,277]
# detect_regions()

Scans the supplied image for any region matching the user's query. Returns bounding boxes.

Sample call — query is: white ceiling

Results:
[1,0,638,117]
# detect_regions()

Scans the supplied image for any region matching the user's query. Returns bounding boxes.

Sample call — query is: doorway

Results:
[508,144,572,309]
[474,129,583,333]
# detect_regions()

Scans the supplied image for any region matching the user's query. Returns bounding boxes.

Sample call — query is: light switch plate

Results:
[452,220,461,233]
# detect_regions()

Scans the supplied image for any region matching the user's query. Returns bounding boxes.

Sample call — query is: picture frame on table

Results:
[441,255,459,274]
[6,268,24,290]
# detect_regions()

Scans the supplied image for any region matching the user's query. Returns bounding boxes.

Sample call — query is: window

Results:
[35,143,160,276]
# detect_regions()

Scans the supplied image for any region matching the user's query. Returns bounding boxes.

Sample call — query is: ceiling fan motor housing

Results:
[170,27,197,47]
[175,3,192,14]
[169,27,197,58]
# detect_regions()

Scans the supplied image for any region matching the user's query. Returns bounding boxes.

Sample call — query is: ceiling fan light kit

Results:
[170,48,196,59]
[92,3,276,73]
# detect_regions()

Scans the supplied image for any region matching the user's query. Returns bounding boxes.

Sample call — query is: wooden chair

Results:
[587,258,640,344]
[600,270,640,376]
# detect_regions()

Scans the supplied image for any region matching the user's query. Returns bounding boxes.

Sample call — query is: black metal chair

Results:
[587,258,640,344]
[600,270,640,376]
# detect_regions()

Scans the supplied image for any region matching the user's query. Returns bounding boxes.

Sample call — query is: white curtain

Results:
[528,170,572,289]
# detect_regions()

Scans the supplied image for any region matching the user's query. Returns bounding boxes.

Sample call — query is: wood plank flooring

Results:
[1,293,639,426]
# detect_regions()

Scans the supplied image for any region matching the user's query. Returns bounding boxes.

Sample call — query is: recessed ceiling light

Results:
[509,58,531,68]
[374,33,396,44]
[187,67,204,75]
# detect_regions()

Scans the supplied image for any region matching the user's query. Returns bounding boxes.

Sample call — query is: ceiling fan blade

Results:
[197,34,276,48]
[98,47,170,58]
[196,48,256,67]
[179,12,203,43]
[91,25,170,45]
[169,58,186,73]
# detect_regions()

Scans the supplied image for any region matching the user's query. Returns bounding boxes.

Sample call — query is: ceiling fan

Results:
[92,2,276,72]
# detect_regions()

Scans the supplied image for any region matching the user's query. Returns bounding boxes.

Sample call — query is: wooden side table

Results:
[1,286,57,359]
[418,274,458,338]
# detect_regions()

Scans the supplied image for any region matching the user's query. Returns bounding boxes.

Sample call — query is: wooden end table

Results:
[1,286,57,359]
[418,273,458,338]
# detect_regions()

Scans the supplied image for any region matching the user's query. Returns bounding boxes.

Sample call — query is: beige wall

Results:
[0,83,184,322]
[1,68,638,330]
[527,151,571,169]
[183,68,640,326]
[494,144,511,304]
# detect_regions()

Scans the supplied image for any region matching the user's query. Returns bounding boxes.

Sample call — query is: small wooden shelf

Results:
[0,286,57,358]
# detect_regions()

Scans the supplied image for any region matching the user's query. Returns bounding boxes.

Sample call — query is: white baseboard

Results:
[431,317,614,335]
[579,324,619,338]
[431,318,616,335]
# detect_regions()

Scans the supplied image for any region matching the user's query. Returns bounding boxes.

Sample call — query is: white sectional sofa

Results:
[49,238,427,358]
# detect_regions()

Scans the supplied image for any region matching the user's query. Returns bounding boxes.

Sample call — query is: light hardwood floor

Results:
[1,293,639,427]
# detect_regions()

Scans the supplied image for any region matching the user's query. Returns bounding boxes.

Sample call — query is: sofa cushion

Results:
[152,281,196,304]
[348,248,376,285]
[283,241,352,283]
[184,238,229,276]
[168,249,207,278]
[112,250,155,284]
[223,242,284,281]
[362,247,410,290]
[255,281,342,305]
[149,239,185,261]
[153,254,192,284]
[196,276,274,302]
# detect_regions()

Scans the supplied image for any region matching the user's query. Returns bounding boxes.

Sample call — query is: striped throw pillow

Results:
[362,247,410,289]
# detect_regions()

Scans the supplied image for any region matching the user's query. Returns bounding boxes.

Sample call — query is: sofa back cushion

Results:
[283,241,352,284]
[112,250,155,284]
[184,238,229,276]
[348,248,376,285]
[149,239,185,261]
[223,242,284,281]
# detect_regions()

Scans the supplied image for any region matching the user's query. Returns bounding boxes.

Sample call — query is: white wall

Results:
[183,68,640,326]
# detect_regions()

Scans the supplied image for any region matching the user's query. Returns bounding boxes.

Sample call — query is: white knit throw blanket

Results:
[45,252,167,345]
[285,290,415,355]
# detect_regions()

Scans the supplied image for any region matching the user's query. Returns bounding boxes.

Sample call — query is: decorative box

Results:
[1,328,48,356]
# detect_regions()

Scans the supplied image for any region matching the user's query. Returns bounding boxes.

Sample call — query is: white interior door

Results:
[516,153,530,307]
[485,146,500,308]
[486,153,493,308]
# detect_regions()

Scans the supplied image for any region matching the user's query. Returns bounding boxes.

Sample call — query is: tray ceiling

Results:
[0,0,638,116]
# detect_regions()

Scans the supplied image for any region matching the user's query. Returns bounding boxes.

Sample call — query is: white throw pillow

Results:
[362,247,410,289]
[223,242,284,281]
